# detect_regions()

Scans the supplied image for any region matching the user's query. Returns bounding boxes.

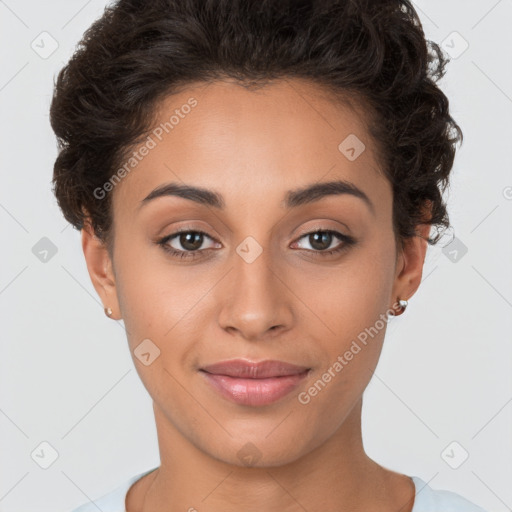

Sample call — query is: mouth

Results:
[199,359,311,406]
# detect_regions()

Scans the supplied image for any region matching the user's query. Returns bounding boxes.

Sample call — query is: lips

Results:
[199,359,311,406]
[200,359,310,378]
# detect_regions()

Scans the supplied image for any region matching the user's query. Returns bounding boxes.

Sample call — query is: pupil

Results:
[311,231,331,250]
[181,232,202,250]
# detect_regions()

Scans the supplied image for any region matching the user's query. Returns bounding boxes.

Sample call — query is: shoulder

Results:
[69,467,159,512]
[411,476,488,512]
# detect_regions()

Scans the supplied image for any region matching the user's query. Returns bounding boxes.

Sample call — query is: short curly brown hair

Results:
[50,0,463,252]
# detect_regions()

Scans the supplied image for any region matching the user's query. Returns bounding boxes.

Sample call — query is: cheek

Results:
[112,238,173,345]
[301,235,397,378]
[298,279,394,430]
[304,240,396,332]
[112,245,211,381]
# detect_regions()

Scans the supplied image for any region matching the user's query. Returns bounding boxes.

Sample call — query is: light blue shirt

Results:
[71,467,488,512]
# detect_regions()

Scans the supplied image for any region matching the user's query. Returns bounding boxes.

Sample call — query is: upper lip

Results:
[200,359,310,378]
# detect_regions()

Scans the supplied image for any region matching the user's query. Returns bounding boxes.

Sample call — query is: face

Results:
[83,78,428,467]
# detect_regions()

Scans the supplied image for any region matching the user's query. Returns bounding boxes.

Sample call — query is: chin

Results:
[201,432,312,469]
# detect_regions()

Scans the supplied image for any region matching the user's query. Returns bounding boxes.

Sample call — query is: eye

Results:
[292,229,356,256]
[157,228,356,261]
[157,229,220,260]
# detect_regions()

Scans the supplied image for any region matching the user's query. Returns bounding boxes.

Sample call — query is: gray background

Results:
[1,0,511,510]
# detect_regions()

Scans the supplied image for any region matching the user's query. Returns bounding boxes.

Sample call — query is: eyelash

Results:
[156,228,356,260]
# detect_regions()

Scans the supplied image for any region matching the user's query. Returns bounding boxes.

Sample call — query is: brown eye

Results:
[177,232,204,251]
[157,229,220,260]
[308,231,335,251]
[293,229,356,256]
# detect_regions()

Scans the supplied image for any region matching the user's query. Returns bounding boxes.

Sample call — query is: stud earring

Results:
[393,298,408,316]
[104,307,113,317]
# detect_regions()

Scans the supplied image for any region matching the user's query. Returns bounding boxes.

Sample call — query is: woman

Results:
[50,0,487,510]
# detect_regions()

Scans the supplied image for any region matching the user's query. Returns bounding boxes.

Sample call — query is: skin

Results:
[82,78,430,512]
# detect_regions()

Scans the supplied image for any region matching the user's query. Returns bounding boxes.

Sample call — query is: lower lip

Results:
[200,370,310,406]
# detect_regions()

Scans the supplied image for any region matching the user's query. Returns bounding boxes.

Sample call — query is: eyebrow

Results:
[139,179,375,214]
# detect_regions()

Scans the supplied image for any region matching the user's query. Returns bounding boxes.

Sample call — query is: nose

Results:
[217,240,294,342]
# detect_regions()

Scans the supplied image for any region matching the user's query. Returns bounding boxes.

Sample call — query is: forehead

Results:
[112,78,389,215]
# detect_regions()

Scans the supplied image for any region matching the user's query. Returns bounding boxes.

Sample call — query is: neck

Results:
[138,399,415,512]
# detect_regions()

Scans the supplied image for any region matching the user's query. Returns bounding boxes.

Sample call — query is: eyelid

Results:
[291,219,352,238]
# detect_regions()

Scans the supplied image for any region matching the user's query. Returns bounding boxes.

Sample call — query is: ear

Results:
[81,219,121,319]
[390,221,431,307]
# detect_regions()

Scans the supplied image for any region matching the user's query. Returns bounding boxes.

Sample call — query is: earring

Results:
[394,298,408,316]
[104,307,113,317]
